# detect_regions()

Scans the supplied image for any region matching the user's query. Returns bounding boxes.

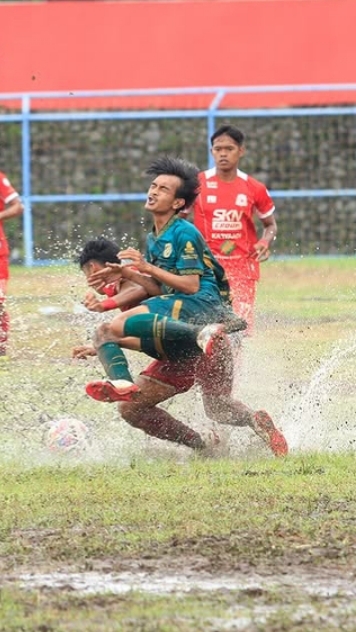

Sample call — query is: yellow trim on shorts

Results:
[172,299,183,320]
[153,314,166,359]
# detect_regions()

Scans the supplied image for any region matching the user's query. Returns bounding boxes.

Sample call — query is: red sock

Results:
[124,407,205,450]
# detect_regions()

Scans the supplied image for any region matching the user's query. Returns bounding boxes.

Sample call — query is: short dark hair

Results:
[77,237,120,268]
[211,125,245,147]
[146,156,200,211]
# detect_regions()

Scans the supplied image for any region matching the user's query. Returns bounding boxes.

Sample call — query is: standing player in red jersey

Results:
[0,171,24,360]
[190,124,277,334]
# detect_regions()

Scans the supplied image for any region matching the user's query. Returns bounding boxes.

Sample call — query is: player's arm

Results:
[260,214,277,245]
[84,278,158,313]
[88,262,162,298]
[0,196,24,221]
[252,214,277,261]
[120,266,162,296]
[251,182,277,261]
[119,247,201,295]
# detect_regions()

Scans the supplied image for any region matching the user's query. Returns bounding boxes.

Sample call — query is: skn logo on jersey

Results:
[212,209,243,231]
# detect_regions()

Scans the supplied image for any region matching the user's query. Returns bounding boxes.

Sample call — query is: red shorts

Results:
[140,335,234,396]
[217,258,257,333]
[229,276,256,333]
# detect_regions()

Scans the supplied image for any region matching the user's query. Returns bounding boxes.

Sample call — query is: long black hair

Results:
[146,156,200,211]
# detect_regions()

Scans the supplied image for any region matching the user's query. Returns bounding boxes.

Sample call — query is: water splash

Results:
[281,335,356,452]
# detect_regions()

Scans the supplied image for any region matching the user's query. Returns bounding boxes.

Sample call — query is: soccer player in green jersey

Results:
[75,156,288,457]
[85,156,236,403]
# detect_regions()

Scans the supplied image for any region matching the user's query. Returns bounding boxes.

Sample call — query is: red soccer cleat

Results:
[85,379,140,403]
[254,410,288,457]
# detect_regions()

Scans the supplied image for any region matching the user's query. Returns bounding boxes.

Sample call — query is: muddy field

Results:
[1,260,356,630]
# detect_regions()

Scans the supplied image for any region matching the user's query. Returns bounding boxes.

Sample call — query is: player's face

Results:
[145,175,185,214]
[211,134,245,171]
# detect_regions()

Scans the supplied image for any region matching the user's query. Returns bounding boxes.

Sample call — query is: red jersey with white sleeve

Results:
[0,172,19,257]
[193,167,275,281]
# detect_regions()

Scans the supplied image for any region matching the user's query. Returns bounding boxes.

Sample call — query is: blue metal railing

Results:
[1,84,356,265]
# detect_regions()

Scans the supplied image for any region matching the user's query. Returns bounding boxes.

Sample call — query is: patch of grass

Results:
[2,585,355,632]
[260,257,356,321]
[1,258,356,630]
[1,455,356,568]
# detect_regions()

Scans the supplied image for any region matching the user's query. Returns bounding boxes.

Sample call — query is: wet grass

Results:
[2,583,356,632]
[261,256,356,321]
[1,258,356,630]
[1,454,356,566]
[1,455,356,630]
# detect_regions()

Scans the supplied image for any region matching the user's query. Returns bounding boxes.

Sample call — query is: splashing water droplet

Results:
[281,335,356,453]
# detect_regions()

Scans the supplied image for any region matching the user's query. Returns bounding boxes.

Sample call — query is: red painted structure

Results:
[0,0,355,108]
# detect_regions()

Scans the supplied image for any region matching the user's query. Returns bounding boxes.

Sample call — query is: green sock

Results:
[124,313,200,361]
[97,342,133,382]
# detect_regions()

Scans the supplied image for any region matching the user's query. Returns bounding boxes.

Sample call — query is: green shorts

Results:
[141,292,226,325]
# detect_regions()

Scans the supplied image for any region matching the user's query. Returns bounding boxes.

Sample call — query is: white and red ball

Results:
[45,417,90,454]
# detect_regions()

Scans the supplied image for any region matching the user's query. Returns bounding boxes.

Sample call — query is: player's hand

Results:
[88,263,123,288]
[83,291,106,312]
[118,247,150,273]
[72,345,97,359]
[251,239,271,262]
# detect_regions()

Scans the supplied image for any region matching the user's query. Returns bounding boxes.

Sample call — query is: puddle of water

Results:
[9,569,356,632]
[16,571,258,595]
[209,599,356,632]
[11,569,356,598]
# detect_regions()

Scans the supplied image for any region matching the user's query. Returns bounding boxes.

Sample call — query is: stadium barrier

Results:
[0,85,356,266]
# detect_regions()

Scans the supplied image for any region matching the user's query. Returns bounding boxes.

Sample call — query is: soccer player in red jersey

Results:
[0,171,23,359]
[190,124,277,334]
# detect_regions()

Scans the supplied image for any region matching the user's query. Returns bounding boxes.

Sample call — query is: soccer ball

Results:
[45,417,90,454]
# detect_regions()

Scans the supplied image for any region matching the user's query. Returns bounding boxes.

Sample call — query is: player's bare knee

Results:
[92,323,107,348]
[93,322,117,348]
